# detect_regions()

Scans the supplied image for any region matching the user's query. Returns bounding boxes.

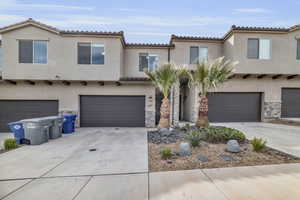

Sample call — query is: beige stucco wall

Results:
[1,25,124,81]
[170,41,223,69]
[124,48,169,77]
[0,82,156,127]
[184,78,300,122]
[232,30,300,74]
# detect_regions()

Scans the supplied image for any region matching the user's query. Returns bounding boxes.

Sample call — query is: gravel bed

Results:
[149,141,300,172]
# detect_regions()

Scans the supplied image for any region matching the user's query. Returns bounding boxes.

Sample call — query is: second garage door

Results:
[0,100,58,132]
[80,95,145,127]
[281,88,300,118]
[208,92,261,122]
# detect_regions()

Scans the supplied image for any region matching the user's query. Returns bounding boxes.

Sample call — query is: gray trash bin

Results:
[41,116,64,139]
[21,118,51,145]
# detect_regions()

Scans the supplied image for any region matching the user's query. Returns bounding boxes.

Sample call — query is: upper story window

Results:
[190,46,208,64]
[297,40,300,60]
[139,53,158,72]
[247,38,271,60]
[78,43,104,65]
[19,40,48,64]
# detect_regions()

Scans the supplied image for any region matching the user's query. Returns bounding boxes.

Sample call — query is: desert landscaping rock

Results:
[148,128,185,144]
[197,154,209,162]
[220,154,235,161]
[179,142,191,156]
[226,140,241,153]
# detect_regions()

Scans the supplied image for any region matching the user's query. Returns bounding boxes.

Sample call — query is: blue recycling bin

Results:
[62,114,76,134]
[7,122,25,144]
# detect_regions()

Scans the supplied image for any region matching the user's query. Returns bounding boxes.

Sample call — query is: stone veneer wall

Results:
[263,102,281,120]
[146,94,156,127]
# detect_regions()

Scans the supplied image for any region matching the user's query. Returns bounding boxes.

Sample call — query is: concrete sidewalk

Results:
[2,163,300,199]
[215,122,300,158]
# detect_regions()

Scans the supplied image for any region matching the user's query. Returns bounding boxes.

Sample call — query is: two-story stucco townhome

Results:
[0,18,300,132]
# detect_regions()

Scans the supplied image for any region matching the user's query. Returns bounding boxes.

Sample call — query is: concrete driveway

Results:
[1,126,300,199]
[214,122,300,158]
[0,128,148,180]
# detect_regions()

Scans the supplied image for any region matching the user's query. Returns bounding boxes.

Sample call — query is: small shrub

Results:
[181,123,191,132]
[185,130,202,147]
[160,147,172,160]
[200,126,246,143]
[251,137,267,152]
[4,139,18,150]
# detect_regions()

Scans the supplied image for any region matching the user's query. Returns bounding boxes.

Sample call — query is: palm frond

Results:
[187,57,238,96]
[144,64,180,98]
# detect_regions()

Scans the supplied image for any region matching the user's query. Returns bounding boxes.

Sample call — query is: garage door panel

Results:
[0,100,58,132]
[208,93,261,122]
[80,96,145,127]
[281,88,300,118]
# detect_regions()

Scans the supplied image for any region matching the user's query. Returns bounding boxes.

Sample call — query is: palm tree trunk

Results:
[158,97,170,128]
[196,95,209,127]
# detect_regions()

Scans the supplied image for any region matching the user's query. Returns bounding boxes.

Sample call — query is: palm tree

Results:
[188,57,238,127]
[145,64,181,128]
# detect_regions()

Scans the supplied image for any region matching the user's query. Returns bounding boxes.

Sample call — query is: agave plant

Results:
[145,64,182,128]
[188,57,238,127]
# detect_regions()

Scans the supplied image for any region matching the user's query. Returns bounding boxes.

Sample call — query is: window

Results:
[297,40,300,60]
[19,40,47,64]
[0,46,2,71]
[247,38,271,59]
[78,43,104,65]
[190,46,208,64]
[139,53,158,72]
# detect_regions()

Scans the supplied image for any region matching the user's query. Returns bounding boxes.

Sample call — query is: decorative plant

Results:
[251,137,267,152]
[187,57,238,127]
[145,64,182,128]
[4,138,18,150]
[185,130,202,147]
[160,147,172,160]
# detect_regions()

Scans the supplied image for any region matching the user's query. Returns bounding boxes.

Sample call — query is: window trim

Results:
[138,53,159,72]
[18,39,48,64]
[190,46,208,64]
[77,42,105,65]
[297,39,300,60]
[247,38,271,60]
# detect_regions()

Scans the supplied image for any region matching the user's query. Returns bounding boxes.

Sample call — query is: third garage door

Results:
[208,92,261,122]
[80,95,145,127]
[281,88,300,118]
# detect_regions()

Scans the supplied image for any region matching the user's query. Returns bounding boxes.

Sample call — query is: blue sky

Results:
[0,0,299,43]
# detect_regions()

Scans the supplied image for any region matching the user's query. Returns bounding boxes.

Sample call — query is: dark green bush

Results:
[198,126,246,143]
[4,138,18,150]
[251,137,267,152]
[160,147,172,160]
[185,130,203,147]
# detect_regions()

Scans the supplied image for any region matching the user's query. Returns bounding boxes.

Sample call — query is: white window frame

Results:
[18,40,48,64]
[259,39,271,60]
[147,54,159,72]
[247,38,272,60]
[77,42,105,65]
[190,46,208,64]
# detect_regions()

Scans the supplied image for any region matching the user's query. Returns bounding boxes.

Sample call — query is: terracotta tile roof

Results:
[125,43,174,48]
[0,18,61,34]
[230,25,289,32]
[171,34,223,42]
[119,77,150,81]
[61,30,124,36]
